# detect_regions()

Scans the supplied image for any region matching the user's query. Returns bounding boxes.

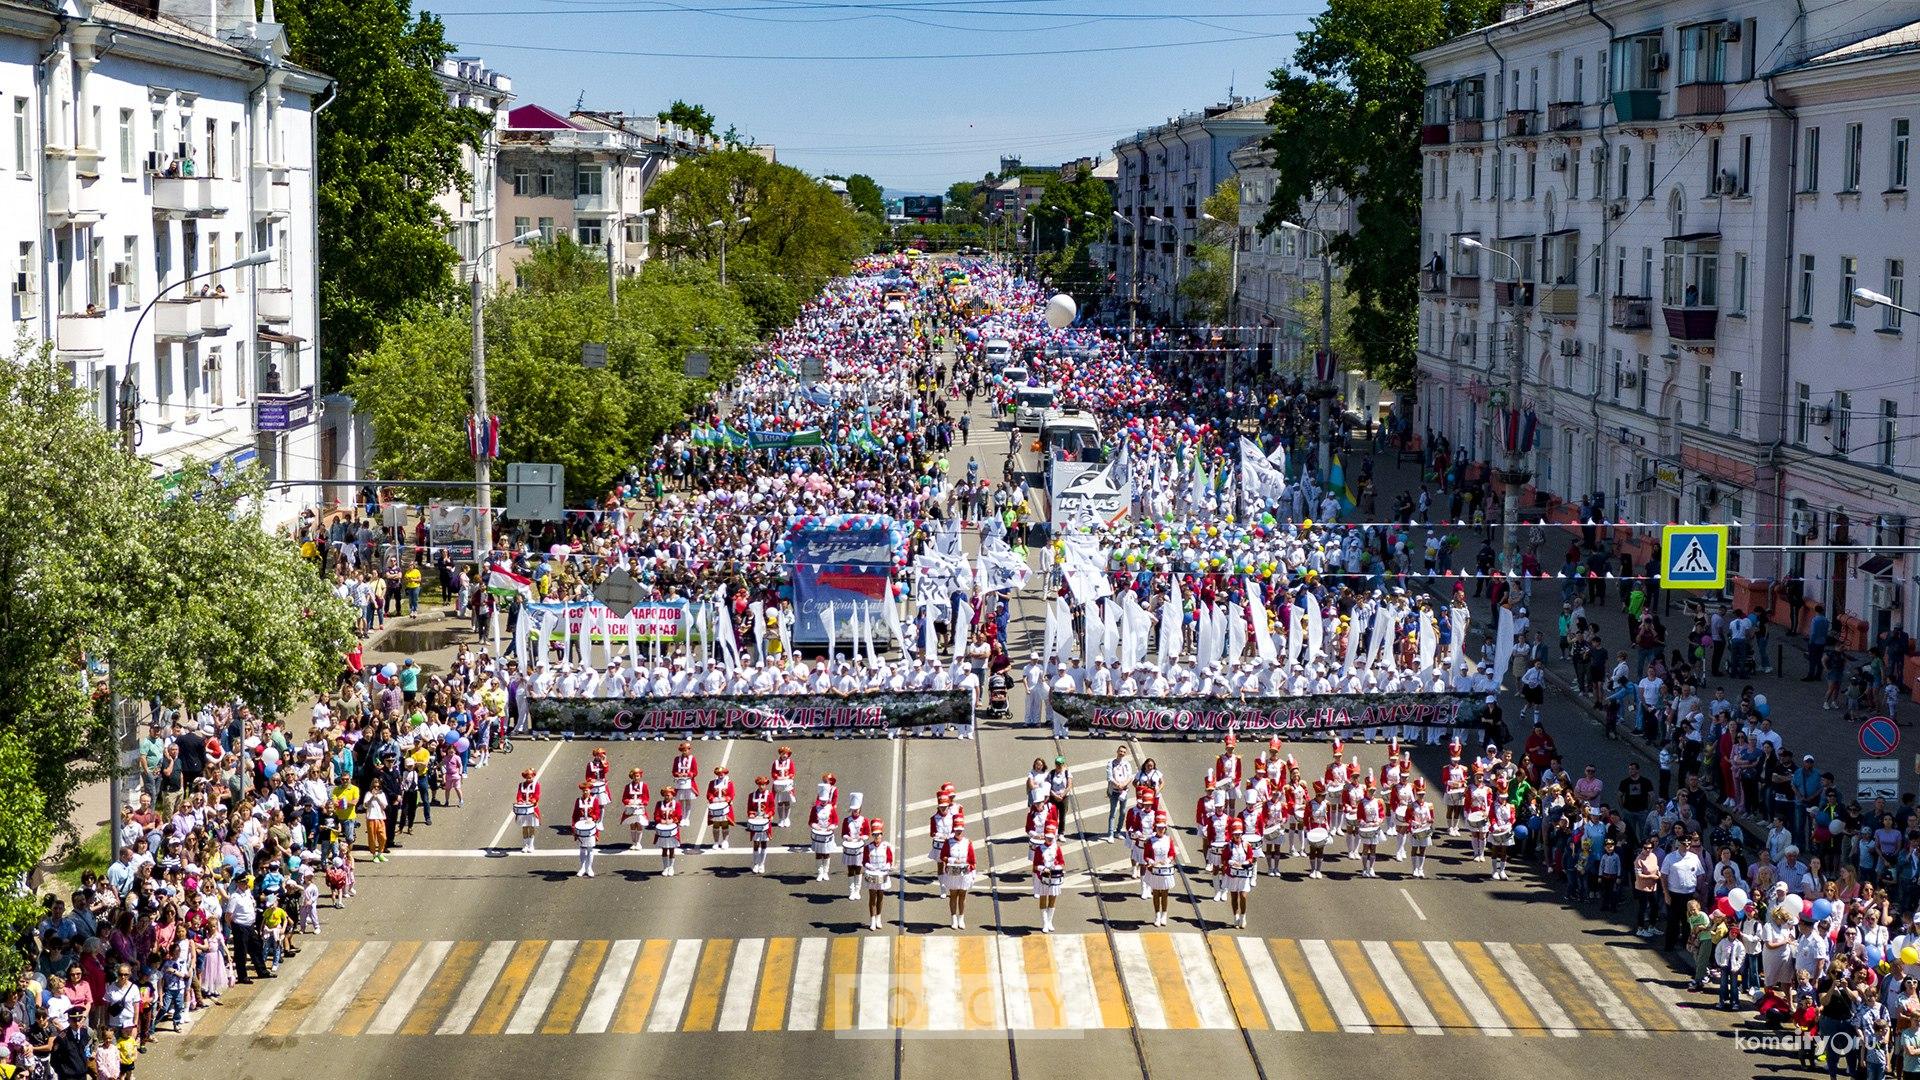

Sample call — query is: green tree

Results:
[1287,275,1362,375]
[844,174,886,221]
[943,180,986,224]
[1259,0,1500,388]
[657,100,717,139]
[1177,180,1242,324]
[0,733,52,979]
[1027,170,1115,308]
[278,0,489,391]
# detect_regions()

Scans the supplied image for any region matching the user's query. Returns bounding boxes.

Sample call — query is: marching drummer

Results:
[513,767,542,854]
[930,793,964,898]
[1260,776,1286,876]
[938,819,977,930]
[1441,740,1469,836]
[1032,823,1066,934]
[1208,734,1244,809]
[1025,790,1060,859]
[1282,764,1309,860]
[744,776,776,874]
[840,792,870,900]
[1144,812,1178,926]
[861,819,893,931]
[651,785,684,876]
[620,767,650,851]
[1127,787,1157,896]
[1354,776,1387,878]
[1487,777,1516,881]
[1464,767,1493,862]
[1202,788,1234,902]
[584,747,611,811]
[1223,819,1258,928]
[1404,778,1437,878]
[807,785,839,882]
[1304,781,1333,880]
[1340,762,1364,860]
[705,766,736,850]
[769,746,798,827]
[670,741,700,819]
[571,781,602,878]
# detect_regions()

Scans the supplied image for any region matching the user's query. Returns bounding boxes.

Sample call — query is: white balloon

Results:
[1782,893,1806,917]
[1044,293,1078,330]
[1727,887,1749,911]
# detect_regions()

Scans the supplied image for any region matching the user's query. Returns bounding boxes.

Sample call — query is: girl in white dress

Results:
[939,820,977,929]
[1033,824,1067,934]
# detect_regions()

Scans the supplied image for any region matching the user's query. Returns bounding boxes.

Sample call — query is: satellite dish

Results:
[1044,293,1078,330]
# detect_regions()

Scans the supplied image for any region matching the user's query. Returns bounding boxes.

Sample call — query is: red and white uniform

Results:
[1322,761,1346,789]
[705,776,736,824]
[840,813,870,865]
[1388,783,1413,830]
[619,780,649,826]
[1239,803,1267,843]
[584,758,611,806]
[808,802,839,855]
[1403,799,1436,840]
[1125,803,1156,860]
[1442,762,1469,806]
[1305,798,1333,834]
[770,756,797,797]
[861,838,895,882]
[671,753,699,795]
[1261,792,1287,840]
[1203,812,1234,867]
[1464,784,1493,832]
[1208,753,1243,795]
[929,806,963,848]
[1025,803,1060,848]
[514,780,542,825]
[1340,786,1362,830]
[1224,839,1259,891]
[650,797,684,847]
[937,836,977,880]
[571,795,601,842]
[1355,796,1386,839]
[745,789,776,830]
[1031,841,1066,896]
[1283,782,1308,825]
[1488,801,1517,842]
[1144,833,1178,889]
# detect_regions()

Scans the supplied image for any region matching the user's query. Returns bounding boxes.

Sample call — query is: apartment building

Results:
[1415,0,1920,646]
[1,0,334,530]
[1110,96,1274,322]
[434,55,511,288]
[495,105,709,285]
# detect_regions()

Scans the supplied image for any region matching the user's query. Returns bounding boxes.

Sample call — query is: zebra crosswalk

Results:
[186,932,1718,1041]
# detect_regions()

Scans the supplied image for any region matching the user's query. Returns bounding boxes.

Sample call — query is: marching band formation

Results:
[510,730,1538,930]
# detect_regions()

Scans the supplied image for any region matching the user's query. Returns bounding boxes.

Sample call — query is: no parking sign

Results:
[1861,716,1901,757]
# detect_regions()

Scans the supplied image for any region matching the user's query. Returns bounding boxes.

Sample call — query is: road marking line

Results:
[692,740,736,850]
[1576,944,1676,1034]
[718,938,764,1032]
[467,940,547,1036]
[402,940,483,1036]
[787,937,828,1032]
[1551,943,1648,1037]
[892,935,925,1030]
[1141,933,1201,1028]
[1614,951,1712,1037]
[1170,933,1234,1029]
[960,935,1000,1031]
[858,935,892,1030]
[505,940,577,1034]
[366,940,449,1036]
[1050,934,1100,1029]
[577,939,639,1034]
[1399,888,1427,920]
[1266,938,1339,1032]
[298,940,391,1036]
[1024,933,1067,1028]
[646,939,703,1032]
[998,937,1035,1030]
[609,939,671,1034]
[545,941,613,1034]
[1236,936,1301,1031]
[1062,855,1133,889]
[1207,935,1268,1030]
[1111,933,1165,1029]
[232,941,332,1036]
[335,939,420,1036]
[923,936,962,1031]
[1425,942,1513,1036]
[1511,943,1608,1036]
[1482,941,1575,1037]
[1083,931,1132,1028]
[680,938,735,1031]
[1363,941,1440,1035]
[904,758,1110,811]
[753,938,796,1032]
[822,937,859,1031]
[1331,939,1406,1034]
[1390,941,1474,1034]
[489,740,564,849]
[1300,939,1373,1033]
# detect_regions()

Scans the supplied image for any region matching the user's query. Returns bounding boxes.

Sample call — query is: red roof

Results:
[507,104,577,130]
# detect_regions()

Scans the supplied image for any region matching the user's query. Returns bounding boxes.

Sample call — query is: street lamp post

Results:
[706,215,752,285]
[605,208,657,312]
[1111,210,1138,338]
[471,230,542,580]
[1459,235,1529,568]
[1282,220,1339,482]
[1148,214,1175,325]
[1201,209,1240,399]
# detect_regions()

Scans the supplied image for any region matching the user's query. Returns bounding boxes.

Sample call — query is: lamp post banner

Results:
[1049,692,1489,739]
[529,690,974,737]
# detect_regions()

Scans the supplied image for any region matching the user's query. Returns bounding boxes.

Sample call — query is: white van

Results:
[983,338,1013,367]
[1015,385,1057,430]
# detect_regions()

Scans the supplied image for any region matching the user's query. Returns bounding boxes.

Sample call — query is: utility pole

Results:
[1499,282,1528,568]
[108,369,136,823]
[471,271,492,577]
[1317,245,1334,481]
[606,236,619,310]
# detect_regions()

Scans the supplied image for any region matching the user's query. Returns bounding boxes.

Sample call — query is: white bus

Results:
[983,337,1014,368]
[1014,385,1057,430]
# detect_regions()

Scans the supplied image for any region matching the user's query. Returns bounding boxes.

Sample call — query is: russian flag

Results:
[467,414,501,460]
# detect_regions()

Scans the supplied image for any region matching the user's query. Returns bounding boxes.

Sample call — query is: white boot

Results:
[957,914,964,929]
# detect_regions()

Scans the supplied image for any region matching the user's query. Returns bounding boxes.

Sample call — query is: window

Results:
[121,236,137,306]
[1886,259,1906,330]
[1738,135,1752,194]
[1543,231,1579,285]
[1640,246,1653,297]
[1611,348,1623,401]
[1637,354,1650,411]
[88,234,104,311]
[1505,153,1517,199]
[1708,137,1721,187]
[1882,400,1900,467]
[1611,33,1663,92]
[576,218,602,246]
[229,122,239,175]
[1574,57,1585,103]
[623,219,646,244]
[156,343,173,416]
[1679,22,1730,84]
[575,166,603,197]
[1473,154,1483,199]
[512,217,531,244]
[1797,254,1815,317]
[208,347,223,407]
[118,109,134,175]
[1526,152,1537,198]
[536,167,554,196]
[1644,143,1656,198]
[1729,371,1744,433]
[1491,236,1536,283]
[204,118,217,176]
[1895,119,1911,191]
[1663,237,1718,307]
[1794,382,1811,445]
[1423,84,1451,126]
[1618,144,1631,198]
[1456,76,1486,121]
[511,167,531,196]
[12,97,27,174]
[1842,123,1863,191]
[536,216,555,243]
[1733,252,1748,314]
[150,110,164,166]
[1839,255,1858,323]
[1834,392,1853,454]
[1802,127,1820,192]
[1697,365,1712,426]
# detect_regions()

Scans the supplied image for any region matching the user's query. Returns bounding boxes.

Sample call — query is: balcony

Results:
[1493,281,1535,306]
[1449,274,1482,302]
[1419,269,1447,294]
[1610,295,1653,330]
[573,190,617,214]
[55,313,108,356]
[256,287,294,323]
[255,386,316,432]
[1676,82,1726,117]
[1612,89,1662,123]
[1451,117,1485,143]
[200,295,232,337]
[151,175,225,217]
[44,154,102,224]
[154,297,212,341]
[1547,101,1583,132]
[1421,123,1450,146]
[1539,283,1580,320]
[1663,305,1718,345]
[251,165,292,217]
[1504,109,1536,138]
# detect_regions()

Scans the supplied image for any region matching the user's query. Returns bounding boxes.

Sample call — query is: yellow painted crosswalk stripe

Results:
[189,931,1714,1042]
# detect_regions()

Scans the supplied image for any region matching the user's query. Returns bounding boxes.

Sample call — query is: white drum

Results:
[573,820,599,841]
[621,802,646,827]
[1032,868,1064,898]
[1410,828,1434,845]
[1226,864,1256,893]
[1465,809,1489,828]
[810,828,836,856]
[1489,828,1514,847]
[843,843,866,867]
[1444,790,1465,807]
[654,821,680,850]
[675,777,695,792]
[1357,825,1383,844]
[707,801,731,823]
[514,802,538,827]
[1146,864,1175,892]
[1305,827,1331,848]
[747,819,771,842]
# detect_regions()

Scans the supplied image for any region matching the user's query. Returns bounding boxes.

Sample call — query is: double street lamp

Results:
[1459,234,1530,568]
[607,207,657,310]
[706,214,752,284]
[1111,210,1139,336]
[471,229,542,576]
[1854,286,1920,322]
[1282,219,1339,481]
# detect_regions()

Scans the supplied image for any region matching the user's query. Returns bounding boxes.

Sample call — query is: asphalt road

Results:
[149,352,1764,1080]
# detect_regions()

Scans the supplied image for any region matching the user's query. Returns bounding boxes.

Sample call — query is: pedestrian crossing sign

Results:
[1660,524,1727,590]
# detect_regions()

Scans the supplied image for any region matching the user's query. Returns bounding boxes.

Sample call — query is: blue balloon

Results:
[1513,825,1529,842]
[1867,946,1885,967]
[381,663,397,678]
[1812,898,1834,921]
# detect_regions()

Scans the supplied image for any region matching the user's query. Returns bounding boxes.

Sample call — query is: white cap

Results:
[849,791,864,810]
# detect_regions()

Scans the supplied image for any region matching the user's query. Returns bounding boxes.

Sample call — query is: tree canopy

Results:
[1259,0,1500,389]
[1026,169,1115,310]
[278,0,488,391]
[657,100,717,139]
[843,174,886,221]
[1177,180,1241,325]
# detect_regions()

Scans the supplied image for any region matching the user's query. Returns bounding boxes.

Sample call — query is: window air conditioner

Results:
[1621,371,1638,388]
[1559,339,1580,356]
[1811,404,1834,425]
[1650,52,1670,72]
[1550,153,1569,171]
[1714,170,1738,195]
[109,263,132,286]
[1869,579,1899,611]
[1722,20,1742,42]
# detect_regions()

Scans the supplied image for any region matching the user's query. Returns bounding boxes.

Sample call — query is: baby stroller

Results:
[985,670,1011,718]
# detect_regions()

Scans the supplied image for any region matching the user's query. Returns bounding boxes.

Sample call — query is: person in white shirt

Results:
[1104,747,1135,839]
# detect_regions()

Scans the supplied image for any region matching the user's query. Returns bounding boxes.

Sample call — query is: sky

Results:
[428,0,1324,193]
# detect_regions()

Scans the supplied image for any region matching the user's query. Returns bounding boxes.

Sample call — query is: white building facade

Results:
[1414,0,1920,647]
[434,55,511,289]
[3,0,334,530]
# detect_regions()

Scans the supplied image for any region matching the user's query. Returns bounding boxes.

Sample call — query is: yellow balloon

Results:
[1302,518,1314,529]
[1903,947,1920,966]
